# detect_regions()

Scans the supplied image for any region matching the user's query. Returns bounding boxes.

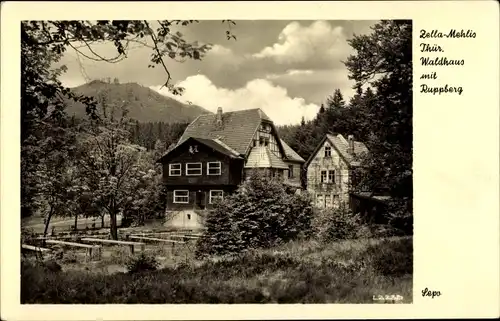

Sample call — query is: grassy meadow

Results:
[21,236,412,304]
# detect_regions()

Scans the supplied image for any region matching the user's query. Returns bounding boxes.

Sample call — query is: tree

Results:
[31,119,79,239]
[344,20,412,232]
[326,89,345,110]
[348,85,364,109]
[76,109,147,239]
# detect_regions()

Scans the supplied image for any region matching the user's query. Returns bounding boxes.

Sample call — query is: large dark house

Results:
[157,107,305,229]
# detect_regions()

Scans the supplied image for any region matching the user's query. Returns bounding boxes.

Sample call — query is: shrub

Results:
[364,237,413,276]
[21,227,38,244]
[313,204,371,242]
[61,251,78,264]
[43,259,62,272]
[385,198,413,236]
[196,171,314,257]
[125,253,159,274]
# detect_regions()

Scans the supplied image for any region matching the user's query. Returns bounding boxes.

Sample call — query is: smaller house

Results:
[304,133,368,209]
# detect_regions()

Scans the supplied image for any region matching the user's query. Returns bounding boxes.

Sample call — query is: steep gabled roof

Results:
[280,139,305,163]
[157,136,243,163]
[177,108,267,156]
[304,133,368,169]
[244,146,289,169]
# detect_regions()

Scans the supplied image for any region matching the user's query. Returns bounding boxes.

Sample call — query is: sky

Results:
[57,20,379,125]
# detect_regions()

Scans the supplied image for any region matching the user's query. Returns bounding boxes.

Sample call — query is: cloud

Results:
[266,69,314,80]
[151,74,319,125]
[252,21,350,68]
[264,68,356,104]
[208,44,233,56]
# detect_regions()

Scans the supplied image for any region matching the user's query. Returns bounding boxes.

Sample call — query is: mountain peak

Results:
[65,81,211,123]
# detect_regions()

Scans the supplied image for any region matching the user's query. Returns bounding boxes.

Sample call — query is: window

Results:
[187,214,191,220]
[317,194,324,207]
[320,170,327,183]
[288,165,294,178]
[207,161,222,175]
[169,163,181,176]
[209,190,224,204]
[186,163,202,176]
[260,124,271,132]
[259,137,269,146]
[324,145,331,157]
[173,190,189,204]
[328,170,335,183]
[325,195,332,207]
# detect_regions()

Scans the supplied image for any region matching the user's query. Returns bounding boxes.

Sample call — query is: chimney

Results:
[347,135,355,154]
[216,107,223,127]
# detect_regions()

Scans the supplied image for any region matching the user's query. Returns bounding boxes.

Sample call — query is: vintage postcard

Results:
[1,0,499,320]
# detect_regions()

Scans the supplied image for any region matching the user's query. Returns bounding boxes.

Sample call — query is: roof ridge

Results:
[336,133,348,145]
[213,138,241,156]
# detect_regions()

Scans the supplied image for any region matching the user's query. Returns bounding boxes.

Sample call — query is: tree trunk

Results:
[109,200,118,240]
[74,213,78,231]
[101,214,105,228]
[110,212,118,240]
[42,207,54,247]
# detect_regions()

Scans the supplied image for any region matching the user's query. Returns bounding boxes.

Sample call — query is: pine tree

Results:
[326,89,346,110]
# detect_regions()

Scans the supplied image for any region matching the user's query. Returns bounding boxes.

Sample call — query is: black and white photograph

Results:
[19,18,412,303]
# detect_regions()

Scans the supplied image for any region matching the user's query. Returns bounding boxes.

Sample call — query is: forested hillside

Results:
[65,79,211,123]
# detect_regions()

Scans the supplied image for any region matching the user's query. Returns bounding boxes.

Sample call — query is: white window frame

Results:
[209,190,224,204]
[207,161,222,176]
[169,163,182,176]
[173,190,189,204]
[186,162,202,176]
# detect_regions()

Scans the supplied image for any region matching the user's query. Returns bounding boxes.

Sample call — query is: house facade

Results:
[304,134,368,209]
[157,107,305,228]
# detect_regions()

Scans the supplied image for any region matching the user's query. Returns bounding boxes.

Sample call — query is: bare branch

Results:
[144,20,171,89]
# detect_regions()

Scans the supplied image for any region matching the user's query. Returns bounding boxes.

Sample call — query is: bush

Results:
[125,253,159,274]
[313,204,371,242]
[21,227,38,244]
[385,198,413,236]
[364,237,413,276]
[196,171,314,257]
[61,251,78,264]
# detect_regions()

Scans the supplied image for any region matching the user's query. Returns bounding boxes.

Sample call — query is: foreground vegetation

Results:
[21,168,412,304]
[22,236,412,304]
